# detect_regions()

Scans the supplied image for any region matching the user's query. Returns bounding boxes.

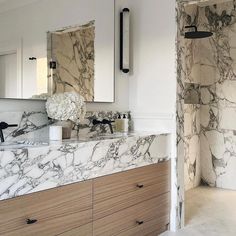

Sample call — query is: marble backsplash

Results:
[0,111,50,142]
[0,111,131,142]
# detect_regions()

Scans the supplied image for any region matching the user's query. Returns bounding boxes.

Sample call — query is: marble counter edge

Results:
[0,133,171,201]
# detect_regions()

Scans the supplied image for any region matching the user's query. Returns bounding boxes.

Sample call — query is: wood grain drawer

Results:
[93,192,170,236]
[57,222,92,236]
[94,161,170,220]
[116,217,169,236]
[0,180,92,236]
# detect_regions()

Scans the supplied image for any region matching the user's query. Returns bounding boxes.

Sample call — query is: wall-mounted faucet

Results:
[0,122,18,143]
[92,119,114,134]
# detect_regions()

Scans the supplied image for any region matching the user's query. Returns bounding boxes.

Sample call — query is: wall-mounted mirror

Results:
[0,0,114,102]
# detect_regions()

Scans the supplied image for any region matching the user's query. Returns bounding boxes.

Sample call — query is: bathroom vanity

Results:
[0,133,171,236]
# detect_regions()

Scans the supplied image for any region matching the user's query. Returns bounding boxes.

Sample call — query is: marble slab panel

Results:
[77,111,131,138]
[0,133,171,201]
[198,1,236,191]
[184,105,201,191]
[0,110,131,142]
[178,0,236,203]
[0,111,50,142]
[48,21,95,101]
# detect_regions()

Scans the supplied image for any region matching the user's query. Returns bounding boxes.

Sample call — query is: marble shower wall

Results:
[178,0,236,195]
[199,1,236,190]
[178,4,202,192]
[176,2,191,228]
[184,104,201,190]
[48,21,95,101]
[176,2,203,227]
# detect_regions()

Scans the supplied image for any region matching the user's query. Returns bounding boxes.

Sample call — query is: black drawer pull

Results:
[136,184,144,188]
[136,220,144,225]
[26,219,37,225]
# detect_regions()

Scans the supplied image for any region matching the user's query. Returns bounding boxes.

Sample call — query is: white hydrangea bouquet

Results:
[46,91,86,122]
[46,92,86,138]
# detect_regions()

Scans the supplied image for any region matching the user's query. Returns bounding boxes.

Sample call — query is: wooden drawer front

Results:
[116,217,169,236]
[94,161,170,220]
[93,192,170,236]
[57,222,92,236]
[0,180,92,236]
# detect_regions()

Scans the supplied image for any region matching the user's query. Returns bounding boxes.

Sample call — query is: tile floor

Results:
[161,186,236,236]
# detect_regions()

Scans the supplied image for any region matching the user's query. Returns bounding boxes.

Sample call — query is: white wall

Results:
[122,0,176,132]
[0,0,176,133]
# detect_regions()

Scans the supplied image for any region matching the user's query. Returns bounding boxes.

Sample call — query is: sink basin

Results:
[0,140,48,149]
[77,133,131,142]
[99,133,128,137]
[90,133,132,140]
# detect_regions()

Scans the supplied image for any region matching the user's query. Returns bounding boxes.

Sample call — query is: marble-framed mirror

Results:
[0,0,114,102]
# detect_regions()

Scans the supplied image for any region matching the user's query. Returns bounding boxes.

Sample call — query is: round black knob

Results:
[136,220,144,225]
[136,184,144,188]
[26,219,37,224]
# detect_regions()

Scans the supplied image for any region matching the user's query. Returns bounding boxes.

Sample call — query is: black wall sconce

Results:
[120,8,130,73]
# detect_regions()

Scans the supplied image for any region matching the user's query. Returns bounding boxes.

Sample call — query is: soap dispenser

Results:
[114,114,122,132]
[122,114,129,133]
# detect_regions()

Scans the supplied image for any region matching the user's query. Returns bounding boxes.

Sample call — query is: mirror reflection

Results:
[0,0,114,102]
[48,21,95,101]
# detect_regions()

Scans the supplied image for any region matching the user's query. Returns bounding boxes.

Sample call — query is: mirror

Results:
[48,21,96,101]
[0,0,114,102]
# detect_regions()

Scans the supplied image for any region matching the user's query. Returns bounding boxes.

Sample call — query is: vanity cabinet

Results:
[0,161,170,236]
[0,180,93,236]
[93,161,170,236]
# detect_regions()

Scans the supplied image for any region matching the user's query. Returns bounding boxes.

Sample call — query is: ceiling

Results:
[0,0,39,14]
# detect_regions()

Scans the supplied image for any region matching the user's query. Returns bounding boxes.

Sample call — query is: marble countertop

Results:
[0,132,134,150]
[0,132,171,201]
[0,132,168,149]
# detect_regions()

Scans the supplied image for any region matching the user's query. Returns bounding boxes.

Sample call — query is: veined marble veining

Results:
[0,133,171,201]
[184,104,201,190]
[199,1,236,190]
[176,0,236,229]
[77,111,131,137]
[176,2,186,229]
[48,21,95,101]
[0,110,131,142]
[176,1,201,228]
[0,111,50,142]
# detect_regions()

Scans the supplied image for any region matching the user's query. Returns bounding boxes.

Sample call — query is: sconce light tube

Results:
[120,8,130,73]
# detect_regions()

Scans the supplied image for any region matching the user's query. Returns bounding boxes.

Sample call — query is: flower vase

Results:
[57,120,73,139]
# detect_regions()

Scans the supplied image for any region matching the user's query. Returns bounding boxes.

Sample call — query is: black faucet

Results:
[0,122,18,143]
[92,119,114,134]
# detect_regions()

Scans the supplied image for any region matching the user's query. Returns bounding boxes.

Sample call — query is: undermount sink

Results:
[99,133,128,137]
[77,133,131,142]
[90,133,132,140]
[0,140,48,149]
